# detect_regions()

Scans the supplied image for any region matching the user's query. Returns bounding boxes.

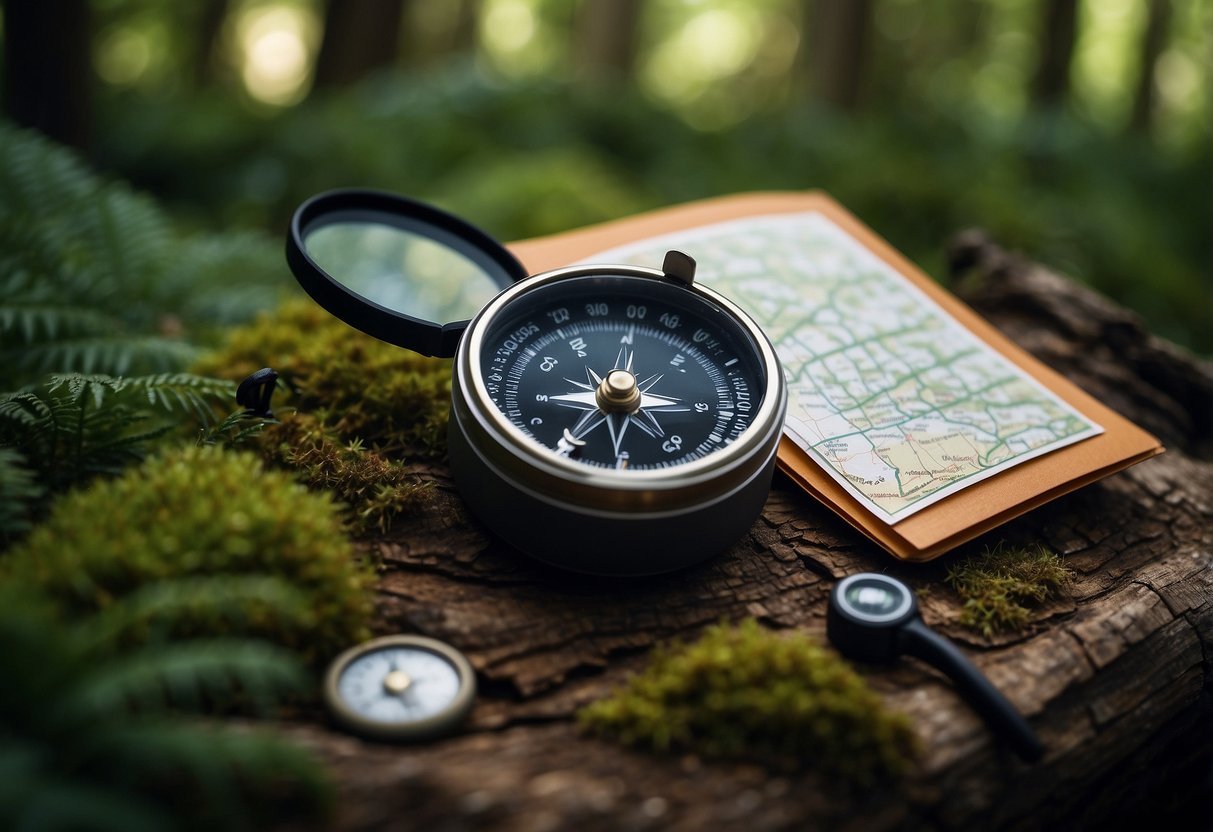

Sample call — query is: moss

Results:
[192,298,452,530]
[3,444,373,663]
[578,619,917,786]
[263,413,435,534]
[193,298,451,453]
[945,542,1072,638]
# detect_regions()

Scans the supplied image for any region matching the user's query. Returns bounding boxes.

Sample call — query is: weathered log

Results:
[290,235,1213,830]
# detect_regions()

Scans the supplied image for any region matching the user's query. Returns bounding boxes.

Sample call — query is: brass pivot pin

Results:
[596,369,641,413]
[383,670,412,695]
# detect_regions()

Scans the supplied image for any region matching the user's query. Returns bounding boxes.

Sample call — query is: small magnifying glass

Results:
[827,573,1044,762]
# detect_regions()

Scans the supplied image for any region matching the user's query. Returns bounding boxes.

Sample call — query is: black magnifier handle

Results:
[898,618,1044,762]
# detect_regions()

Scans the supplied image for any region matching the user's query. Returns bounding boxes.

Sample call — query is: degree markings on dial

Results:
[489,317,752,468]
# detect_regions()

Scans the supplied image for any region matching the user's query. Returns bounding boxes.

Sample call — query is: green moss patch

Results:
[193,299,451,531]
[578,619,917,786]
[945,543,1072,638]
[4,444,373,663]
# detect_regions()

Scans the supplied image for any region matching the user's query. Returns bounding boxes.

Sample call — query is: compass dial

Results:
[323,635,476,741]
[478,274,766,471]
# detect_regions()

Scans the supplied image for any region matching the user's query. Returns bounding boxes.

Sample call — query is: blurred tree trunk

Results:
[403,0,479,68]
[803,0,871,112]
[1130,0,1171,133]
[450,0,481,55]
[574,0,643,81]
[192,0,232,87]
[2,0,92,149]
[1030,0,1079,108]
[313,0,407,90]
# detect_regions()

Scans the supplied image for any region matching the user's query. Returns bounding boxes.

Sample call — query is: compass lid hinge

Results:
[662,250,696,286]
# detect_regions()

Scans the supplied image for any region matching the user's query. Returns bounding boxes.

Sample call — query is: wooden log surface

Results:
[289,235,1213,831]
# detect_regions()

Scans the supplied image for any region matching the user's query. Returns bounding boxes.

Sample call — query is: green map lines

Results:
[584,213,1102,524]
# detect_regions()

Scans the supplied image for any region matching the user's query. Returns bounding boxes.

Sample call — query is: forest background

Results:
[3,0,1209,353]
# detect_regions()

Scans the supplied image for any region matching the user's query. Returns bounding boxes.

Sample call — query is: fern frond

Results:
[1,775,170,832]
[198,409,276,447]
[117,373,236,424]
[62,640,308,721]
[0,303,119,344]
[0,447,41,542]
[82,575,313,650]
[0,124,284,388]
[1,372,236,498]
[5,335,199,380]
[0,390,53,429]
[80,719,331,828]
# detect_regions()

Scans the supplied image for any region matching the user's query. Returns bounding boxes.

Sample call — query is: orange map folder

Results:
[509,192,1163,561]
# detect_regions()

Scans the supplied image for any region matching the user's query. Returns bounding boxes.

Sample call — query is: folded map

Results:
[509,192,1163,561]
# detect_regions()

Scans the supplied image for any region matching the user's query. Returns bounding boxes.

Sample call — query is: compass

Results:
[323,635,476,741]
[287,189,786,575]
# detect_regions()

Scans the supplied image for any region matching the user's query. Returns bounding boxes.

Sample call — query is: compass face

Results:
[336,645,463,723]
[323,635,476,741]
[477,274,767,471]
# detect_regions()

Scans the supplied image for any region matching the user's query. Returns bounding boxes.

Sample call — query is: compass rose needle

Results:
[613,346,635,372]
[550,389,599,409]
[569,407,607,439]
[605,412,632,456]
[636,372,689,412]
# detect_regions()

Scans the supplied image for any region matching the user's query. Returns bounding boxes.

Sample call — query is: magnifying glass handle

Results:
[898,618,1044,762]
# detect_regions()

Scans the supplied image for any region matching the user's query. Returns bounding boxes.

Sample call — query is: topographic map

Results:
[584,212,1103,523]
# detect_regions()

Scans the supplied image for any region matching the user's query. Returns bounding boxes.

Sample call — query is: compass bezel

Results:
[454,264,786,509]
[322,634,477,742]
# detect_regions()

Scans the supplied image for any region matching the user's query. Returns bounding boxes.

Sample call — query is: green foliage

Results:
[3,444,373,663]
[262,414,435,534]
[93,70,1211,353]
[0,372,234,510]
[0,447,41,542]
[945,543,1073,637]
[0,122,288,390]
[193,298,451,531]
[0,584,330,832]
[578,619,917,786]
[197,407,277,448]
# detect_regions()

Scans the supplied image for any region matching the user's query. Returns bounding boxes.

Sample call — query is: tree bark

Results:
[573,0,644,82]
[1030,0,1080,109]
[287,235,1213,829]
[2,0,93,150]
[191,0,232,88]
[312,0,407,91]
[1130,0,1171,134]
[802,0,872,112]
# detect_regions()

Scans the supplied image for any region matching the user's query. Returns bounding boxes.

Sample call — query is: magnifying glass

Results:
[827,573,1044,762]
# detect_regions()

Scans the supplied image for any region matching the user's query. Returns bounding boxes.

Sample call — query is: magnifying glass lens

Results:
[846,583,903,616]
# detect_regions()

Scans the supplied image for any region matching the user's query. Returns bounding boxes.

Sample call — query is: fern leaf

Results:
[117,373,235,425]
[62,640,308,720]
[0,390,53,430]
[0,303,118,345]
[1,775,170,832]
[1,373,236,497]
[0,447,41,541]
[198,409,276,447]
[4,336,199,382]
[79,719,331,827]
[82,575,313,650]
[0,125,282,389]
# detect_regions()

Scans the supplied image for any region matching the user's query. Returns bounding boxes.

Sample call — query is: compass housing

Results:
[286,188,787,576]
[450,263,787,575]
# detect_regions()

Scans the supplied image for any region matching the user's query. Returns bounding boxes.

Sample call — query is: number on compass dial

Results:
[481,276,766,470]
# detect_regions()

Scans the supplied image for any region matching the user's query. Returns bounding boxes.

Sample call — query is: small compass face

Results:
[323,635,476,741]
[336,645,462,723]
[478,274,767,470]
